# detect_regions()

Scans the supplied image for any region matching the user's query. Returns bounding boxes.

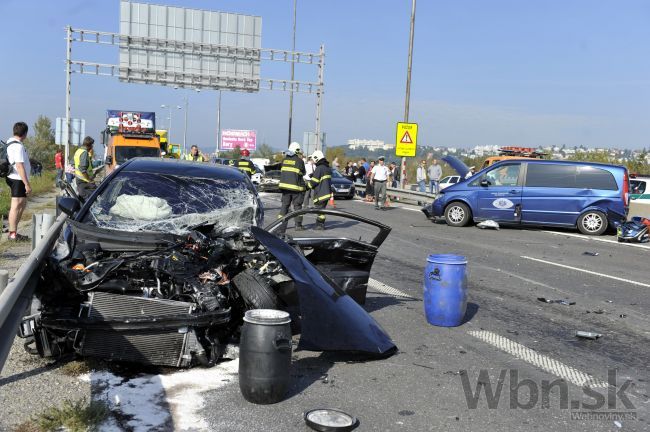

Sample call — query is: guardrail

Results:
[0,213,68,374]
[353,181,437,205]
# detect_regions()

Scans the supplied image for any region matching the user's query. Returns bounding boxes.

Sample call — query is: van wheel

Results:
[444,202,471,227]
[577,211,608,236]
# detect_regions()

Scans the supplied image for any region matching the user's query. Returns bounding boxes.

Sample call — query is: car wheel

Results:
[444,202,471,227]
[577,210,608,236]
[232,268,279,310]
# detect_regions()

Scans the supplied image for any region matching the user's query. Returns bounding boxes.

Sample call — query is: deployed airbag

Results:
[109,195,173,220]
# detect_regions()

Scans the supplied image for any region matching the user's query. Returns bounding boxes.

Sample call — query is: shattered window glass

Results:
[83,171,258,234]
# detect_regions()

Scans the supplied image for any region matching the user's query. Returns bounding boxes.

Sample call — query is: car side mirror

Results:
[480,179,490,187]
[105,155,113,165]
[58,197,81,217]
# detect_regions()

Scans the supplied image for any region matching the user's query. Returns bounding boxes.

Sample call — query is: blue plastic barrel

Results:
[423,254,468,327]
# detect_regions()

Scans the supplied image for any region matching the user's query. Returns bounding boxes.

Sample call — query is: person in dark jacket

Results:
[235,149,255,178]
[307,150,332,230]
[278,142,306,232]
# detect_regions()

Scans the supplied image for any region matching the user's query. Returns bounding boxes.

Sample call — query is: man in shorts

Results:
[5,122,31,241]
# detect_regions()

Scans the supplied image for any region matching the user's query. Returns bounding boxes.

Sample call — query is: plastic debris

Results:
[537,297,575,306]
[614,420,622,428]
[583,251,599,256]
[576,331,603,340]
[477,220,500,230]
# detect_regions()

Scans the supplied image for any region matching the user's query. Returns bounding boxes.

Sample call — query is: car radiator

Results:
[79,292,196,367]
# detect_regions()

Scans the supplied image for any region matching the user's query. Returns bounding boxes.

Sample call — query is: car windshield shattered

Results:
[83,171,258,234]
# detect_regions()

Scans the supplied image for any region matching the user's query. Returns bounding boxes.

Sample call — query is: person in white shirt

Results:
[370,156,391,210]
[302,156,316,208]
[416,160,427,192]
[5,122,32,241]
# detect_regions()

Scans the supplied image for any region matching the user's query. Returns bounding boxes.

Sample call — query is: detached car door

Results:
[475,162,523,223]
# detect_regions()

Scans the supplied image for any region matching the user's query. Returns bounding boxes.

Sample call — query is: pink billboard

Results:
[220,129,257,151]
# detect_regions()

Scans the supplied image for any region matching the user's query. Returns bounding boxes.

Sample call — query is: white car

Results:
[439,175,461,190]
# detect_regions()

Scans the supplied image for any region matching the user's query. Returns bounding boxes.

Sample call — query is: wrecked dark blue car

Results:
[20,159,396,368]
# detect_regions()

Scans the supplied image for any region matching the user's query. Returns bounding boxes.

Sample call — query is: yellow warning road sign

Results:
[395,122,418,157]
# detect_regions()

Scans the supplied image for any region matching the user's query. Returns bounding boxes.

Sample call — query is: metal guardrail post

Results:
[32,214,56,251]
[0,270,8,295]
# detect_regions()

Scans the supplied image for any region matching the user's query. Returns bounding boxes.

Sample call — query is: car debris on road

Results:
[575,331,603,340]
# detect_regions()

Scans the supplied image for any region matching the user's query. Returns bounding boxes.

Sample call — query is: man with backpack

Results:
[2,122,31,241]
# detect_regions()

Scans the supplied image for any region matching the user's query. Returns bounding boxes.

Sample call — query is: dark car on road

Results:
[330,169,356,199]
[20,159,395,367]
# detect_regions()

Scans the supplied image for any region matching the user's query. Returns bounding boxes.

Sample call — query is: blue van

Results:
[423,158,629,235]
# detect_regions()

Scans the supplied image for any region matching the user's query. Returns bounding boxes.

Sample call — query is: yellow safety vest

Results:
[74,148,93,182]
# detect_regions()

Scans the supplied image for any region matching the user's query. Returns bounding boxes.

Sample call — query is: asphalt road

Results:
[1,193,647,431]
[198,194,649,432]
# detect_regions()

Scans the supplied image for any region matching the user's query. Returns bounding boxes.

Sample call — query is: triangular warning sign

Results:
[400,131,413,144]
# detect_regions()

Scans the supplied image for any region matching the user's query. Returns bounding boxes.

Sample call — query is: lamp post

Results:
[216,90,222,156]
[160,104,181,146]
[181,89,201,157]
[287,0,297,147]
[400,0,416,189]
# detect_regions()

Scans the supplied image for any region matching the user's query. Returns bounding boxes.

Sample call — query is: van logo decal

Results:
[493,198,514,209]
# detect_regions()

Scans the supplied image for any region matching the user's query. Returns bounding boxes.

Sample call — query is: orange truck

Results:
[102,110,161,173]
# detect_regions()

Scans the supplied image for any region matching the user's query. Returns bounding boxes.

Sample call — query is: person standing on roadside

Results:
[416,160,427,192]
[428,158,442,195]
[235,149,255,178]
[5,122,31,241]
[308,150,332,230]
[74,136,97,200]
[185,145,207,162]
[303,154,315,208]
[370,156,391,210]
[278,142,306,232]
[54,147,64,187]
[389,161,400,188]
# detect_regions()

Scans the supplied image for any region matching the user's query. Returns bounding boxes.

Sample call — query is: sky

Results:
[1,0,649,154]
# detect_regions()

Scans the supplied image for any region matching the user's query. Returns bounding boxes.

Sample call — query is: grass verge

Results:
[0,171,56,218]
[15,398,110,432]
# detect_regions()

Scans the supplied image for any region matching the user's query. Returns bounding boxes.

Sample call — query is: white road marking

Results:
[541,230,650,251]
[468,330,608,388]
[521,255,650,288]
[368,278,416,299]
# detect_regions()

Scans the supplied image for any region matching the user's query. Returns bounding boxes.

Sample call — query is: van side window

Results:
[525,164,618,190]
[525,164,576,188]
[575,166,618,190]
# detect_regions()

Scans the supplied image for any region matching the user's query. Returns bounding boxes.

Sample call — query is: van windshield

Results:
[115,146,160,164]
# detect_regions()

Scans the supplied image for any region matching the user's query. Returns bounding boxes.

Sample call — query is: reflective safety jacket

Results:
[279,154,306,192]
[308,158,332,203]
[74,148,93,183]
[236,158,255,177]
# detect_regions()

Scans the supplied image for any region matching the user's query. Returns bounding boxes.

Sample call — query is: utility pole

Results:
[287,0,297,148]
[315,44,325,151]
[401,0,416,189]
[216,90,222,156]
[65,26,72,166]
[182,97,188,156]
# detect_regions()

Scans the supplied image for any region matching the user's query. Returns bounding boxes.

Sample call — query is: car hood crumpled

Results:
[250,226,397,357]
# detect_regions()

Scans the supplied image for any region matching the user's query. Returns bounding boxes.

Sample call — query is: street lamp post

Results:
[160,104,181,146]
[287,0,297,147]
[181,89,200,157]
[216,90,222,156]
[400,0,417,189]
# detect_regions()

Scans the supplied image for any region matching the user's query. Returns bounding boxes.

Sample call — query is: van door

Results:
[475,162,523,223]
[521,163,579,226]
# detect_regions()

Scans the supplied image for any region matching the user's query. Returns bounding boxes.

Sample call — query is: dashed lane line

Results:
[367,278,417,299]
[468,330,608,388]
[541,230,650,251]
[521,255,650,288]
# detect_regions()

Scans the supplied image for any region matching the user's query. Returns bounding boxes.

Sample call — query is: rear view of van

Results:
[425,160,629,235]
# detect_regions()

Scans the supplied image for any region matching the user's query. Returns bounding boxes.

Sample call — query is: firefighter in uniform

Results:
[307,150,332,230]
[278,142,306,232]
[235,149,255,178]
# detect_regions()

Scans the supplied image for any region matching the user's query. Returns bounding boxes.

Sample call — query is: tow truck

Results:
[102,110,161,174]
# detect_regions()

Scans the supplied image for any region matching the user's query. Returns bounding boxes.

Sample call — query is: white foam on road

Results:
[468,330,608,388]
[368,278,415,299]
[521,255,650,288]
[541,230,650,251]
[85,349,240,432]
